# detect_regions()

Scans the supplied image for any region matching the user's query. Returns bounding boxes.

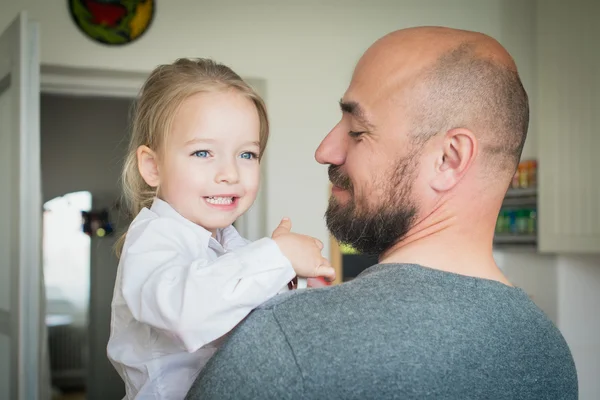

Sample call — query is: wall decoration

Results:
[68,0,155,46]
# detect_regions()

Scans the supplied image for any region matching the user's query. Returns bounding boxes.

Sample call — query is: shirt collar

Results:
[217,224,250,250]
[149,197,246,251]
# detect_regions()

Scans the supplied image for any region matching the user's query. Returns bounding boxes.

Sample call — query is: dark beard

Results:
[325,154,419,257]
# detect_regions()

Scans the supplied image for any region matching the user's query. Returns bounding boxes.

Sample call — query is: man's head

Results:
[315,27,529,257]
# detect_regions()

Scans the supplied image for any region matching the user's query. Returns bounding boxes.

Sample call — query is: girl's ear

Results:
[137,145,160,187]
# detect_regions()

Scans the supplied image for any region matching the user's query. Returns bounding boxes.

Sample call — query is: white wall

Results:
[557,256,600,400]
[1,0,538,256]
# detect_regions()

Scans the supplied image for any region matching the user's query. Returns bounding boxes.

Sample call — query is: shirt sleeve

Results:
[119,217,296,353]
[185,308,305,400]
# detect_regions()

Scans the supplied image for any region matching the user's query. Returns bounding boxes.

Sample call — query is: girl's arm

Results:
[120,217,295,353]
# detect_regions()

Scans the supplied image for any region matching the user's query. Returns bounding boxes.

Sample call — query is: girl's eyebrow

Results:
[184,138,216,145]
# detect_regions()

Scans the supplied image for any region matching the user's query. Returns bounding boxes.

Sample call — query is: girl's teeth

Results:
[206,197,234,205]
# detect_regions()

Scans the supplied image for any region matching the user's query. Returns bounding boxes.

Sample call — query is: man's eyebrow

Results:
[339,99,375,129]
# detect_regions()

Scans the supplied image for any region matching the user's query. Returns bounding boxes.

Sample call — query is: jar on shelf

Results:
[516,210,529,234]
[529,160,538,187]
[495,212,504,234]
[508,209,518,234]
[511,170,520,189]
[527,208,537,234]
[518,162,529,188]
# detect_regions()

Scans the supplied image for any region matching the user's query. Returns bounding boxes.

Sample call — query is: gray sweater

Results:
[187,264,577,399]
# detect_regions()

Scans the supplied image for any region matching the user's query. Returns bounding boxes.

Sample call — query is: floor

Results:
[52,391,86,400]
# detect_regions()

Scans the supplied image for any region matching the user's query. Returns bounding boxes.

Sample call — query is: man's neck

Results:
[379,203,511,286]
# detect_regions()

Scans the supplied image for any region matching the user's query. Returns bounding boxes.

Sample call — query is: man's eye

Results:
[240,152,258,160]
[349,131,365,138]
[192,150,210,158]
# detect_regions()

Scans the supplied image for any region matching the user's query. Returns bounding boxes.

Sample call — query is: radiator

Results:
[48,324,87,390]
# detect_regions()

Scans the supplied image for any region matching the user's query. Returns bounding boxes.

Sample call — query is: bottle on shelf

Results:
[495,207,537,237]
[511,159,538,189]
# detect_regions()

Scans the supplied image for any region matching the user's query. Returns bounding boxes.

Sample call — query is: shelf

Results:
[493,234,537,246]
[505,187,537,198]
[502,187,537,207]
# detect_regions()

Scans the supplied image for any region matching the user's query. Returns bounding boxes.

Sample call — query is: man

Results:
[186,26,577,399]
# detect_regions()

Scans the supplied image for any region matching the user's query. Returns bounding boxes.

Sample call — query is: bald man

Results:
[186,27,577,399]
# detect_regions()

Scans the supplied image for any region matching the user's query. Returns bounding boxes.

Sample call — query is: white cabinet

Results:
[536,0,600,253]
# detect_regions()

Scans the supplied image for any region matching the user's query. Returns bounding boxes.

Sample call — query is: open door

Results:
[0,11,42,400]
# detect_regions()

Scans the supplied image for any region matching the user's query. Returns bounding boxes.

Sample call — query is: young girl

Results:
[107,58,335,399]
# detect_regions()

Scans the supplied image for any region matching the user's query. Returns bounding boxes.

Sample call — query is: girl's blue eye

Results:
[240,152,258,160]
[192,150,209,158]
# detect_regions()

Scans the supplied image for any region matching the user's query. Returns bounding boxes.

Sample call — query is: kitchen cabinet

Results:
[536,0,600,253]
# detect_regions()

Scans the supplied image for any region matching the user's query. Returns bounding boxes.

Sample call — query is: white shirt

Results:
[107,198,295,399]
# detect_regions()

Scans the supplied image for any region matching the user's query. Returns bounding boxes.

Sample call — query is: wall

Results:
[557,256,600,400]
[41,93,129,399]
[41,94,131,203]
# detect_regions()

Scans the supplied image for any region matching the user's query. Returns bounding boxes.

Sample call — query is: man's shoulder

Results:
[257,287,300,310]
[243,285,342,332]
[258,284,340,311]
[247,263,434,327]
[237,283,358,344]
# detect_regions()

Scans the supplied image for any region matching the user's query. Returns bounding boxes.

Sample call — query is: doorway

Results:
[41,92,133,400]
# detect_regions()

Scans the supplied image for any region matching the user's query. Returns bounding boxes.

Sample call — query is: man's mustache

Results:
[328,165,353,191]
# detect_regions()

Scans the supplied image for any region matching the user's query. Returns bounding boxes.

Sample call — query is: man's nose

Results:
[215,160,240,184]
[315,123,347,166]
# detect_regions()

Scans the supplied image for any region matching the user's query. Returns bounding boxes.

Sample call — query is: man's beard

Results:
[325,154,419,257]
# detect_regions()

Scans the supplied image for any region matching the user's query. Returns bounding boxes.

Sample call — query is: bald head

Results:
[364,27,517,70]
[354,26,529,174]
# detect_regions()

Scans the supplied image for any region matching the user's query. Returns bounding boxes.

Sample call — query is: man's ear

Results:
[430,128,477,192]
[137,145,161,188]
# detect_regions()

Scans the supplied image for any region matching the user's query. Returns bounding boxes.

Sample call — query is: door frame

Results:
[1,11,43,400]
[41,64,147,98]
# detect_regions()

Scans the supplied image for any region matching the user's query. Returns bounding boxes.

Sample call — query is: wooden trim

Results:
[330,234,343,285]
[327,183,343,285]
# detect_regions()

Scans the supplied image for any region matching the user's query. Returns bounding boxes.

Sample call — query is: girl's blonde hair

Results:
[116,58,269,256]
